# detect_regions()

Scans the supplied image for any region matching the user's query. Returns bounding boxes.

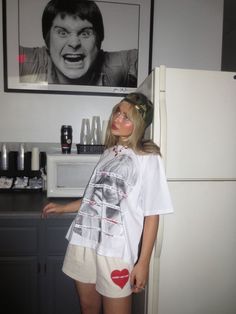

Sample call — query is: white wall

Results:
[0,0,224,144]
[152,0,224,70]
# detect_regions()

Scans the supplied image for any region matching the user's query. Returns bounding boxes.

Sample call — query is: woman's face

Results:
[111,101,134,140]
[49,14,99,82]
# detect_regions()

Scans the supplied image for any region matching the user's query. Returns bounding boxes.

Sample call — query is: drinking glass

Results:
[91,116,102,145]
[101,120,108,144]
[80,118,91,145]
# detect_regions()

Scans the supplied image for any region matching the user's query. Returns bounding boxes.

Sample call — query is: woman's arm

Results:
[130,215,159,293]
[42,199,82,218]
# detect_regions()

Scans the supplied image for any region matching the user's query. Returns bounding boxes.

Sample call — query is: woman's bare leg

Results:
[102,294,132,314]
[75,281,102,314]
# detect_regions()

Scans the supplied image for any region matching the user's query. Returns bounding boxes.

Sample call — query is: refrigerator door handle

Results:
[146,216,164,314]
[154,215,164,258]
[159,65,168,169]
[155,65,167,258]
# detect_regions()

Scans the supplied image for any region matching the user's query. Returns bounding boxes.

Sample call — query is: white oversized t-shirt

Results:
[66,146,173,265]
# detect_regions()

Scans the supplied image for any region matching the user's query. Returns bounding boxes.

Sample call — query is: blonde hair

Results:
[104,102,161,155]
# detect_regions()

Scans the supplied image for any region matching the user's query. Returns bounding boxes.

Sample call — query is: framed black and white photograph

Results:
[2,0,154,96]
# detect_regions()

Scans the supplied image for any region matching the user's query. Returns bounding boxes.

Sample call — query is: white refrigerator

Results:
[136,66,236,314]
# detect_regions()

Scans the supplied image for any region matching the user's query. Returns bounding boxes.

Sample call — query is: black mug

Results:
[61,125,73,154]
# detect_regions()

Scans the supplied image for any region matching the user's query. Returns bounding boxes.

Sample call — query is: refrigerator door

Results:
[158,181,236,314]
[135,67,236,314]
[153,67,236,180]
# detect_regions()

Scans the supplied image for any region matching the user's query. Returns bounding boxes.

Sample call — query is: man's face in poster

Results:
[49,14,99,83]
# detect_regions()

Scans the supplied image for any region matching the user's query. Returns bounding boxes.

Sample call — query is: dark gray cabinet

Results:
[0,215,81,314]
[0,256,39,314]
[43,217,81,314]
[0,192,146,314]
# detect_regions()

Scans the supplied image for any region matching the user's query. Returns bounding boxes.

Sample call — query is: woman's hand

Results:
[130,261,149,293]
[42,199,82,218]
[42,202,65,218]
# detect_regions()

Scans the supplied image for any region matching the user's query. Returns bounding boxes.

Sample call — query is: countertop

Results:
[0,191,78,218]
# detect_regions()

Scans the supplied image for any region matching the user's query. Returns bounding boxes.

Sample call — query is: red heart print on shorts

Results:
[111,269,130,289]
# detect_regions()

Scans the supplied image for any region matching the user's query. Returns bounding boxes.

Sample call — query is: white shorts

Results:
[62,244,133,298]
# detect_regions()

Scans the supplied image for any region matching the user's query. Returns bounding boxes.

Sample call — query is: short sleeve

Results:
[141,155,174,216]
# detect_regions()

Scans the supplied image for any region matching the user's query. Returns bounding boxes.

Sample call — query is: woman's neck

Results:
[117,137,129,146]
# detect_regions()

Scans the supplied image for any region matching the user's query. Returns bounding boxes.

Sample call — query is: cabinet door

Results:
[0,218,40,314]
[43,217,81,314]
[0,256,39,314]
[44,256,81,314]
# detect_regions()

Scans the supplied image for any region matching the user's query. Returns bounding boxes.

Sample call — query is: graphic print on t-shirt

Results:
[73,154,138,247]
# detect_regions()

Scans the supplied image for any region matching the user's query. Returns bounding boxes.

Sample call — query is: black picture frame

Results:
[2,0,154,96]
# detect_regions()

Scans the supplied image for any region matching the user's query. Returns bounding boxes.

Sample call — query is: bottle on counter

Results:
[61,125,73,154]
[0,143,8,170]
[17,143,25,171]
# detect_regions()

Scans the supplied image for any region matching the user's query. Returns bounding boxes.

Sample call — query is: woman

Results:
[42,92,173,314]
